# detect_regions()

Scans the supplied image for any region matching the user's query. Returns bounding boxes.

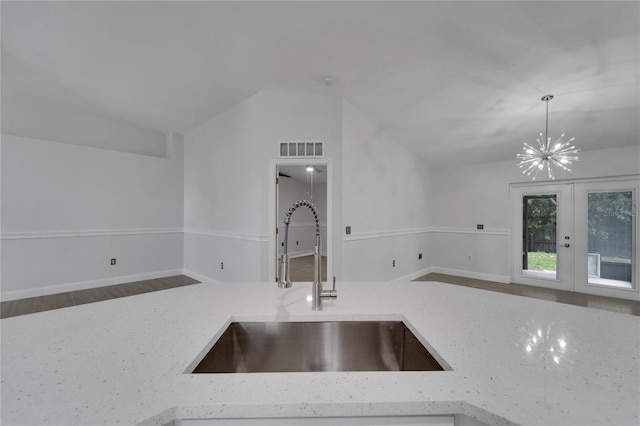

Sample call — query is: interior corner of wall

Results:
[165,132,185,159]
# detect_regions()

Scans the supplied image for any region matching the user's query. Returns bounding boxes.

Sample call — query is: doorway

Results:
[511,184,574,292]
[573,180,638,299]
[522,194,558,280]
[511,177,639,301]
[269,160,332,284]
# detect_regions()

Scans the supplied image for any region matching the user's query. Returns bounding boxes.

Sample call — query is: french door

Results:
[511,177,639,301]
[573,180,638,299]
[511,184,574,292]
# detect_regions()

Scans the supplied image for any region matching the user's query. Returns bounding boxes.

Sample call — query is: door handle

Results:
[564,243,570,248]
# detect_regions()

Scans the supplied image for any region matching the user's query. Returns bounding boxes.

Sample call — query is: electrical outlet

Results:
[392,260,396,267]
[296,241,299,246]
[220,262,224,270]
[345,226,351,235]
[418,253,422,260]
[477,224,484,230]
[110,258,116,265]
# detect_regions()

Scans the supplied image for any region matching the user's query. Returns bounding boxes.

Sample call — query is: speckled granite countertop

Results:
[2,281,639,425]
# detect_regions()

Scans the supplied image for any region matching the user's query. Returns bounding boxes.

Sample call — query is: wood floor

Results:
[414,273,640,316]
[2,270,637,319]
[0,275,199,319]
[290,255,327,282]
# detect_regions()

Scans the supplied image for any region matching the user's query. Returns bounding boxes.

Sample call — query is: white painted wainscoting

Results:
[342,228,432,282]
[1,229,183,301]
[183,229,270,284]
[1,133,185,301]
[342,227,510,283]
[277,223,328,258]
[428,227,511,283]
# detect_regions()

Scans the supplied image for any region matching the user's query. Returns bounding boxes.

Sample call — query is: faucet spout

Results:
[278,199,337,310]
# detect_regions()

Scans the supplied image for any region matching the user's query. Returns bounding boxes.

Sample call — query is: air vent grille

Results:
[279,141,324,157]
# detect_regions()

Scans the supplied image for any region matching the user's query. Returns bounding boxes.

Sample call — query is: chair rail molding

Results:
[1,228,183,240]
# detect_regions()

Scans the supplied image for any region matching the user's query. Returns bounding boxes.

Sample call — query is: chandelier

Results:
[517,95,579,180]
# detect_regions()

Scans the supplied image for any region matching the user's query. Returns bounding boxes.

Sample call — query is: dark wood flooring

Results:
[0,275,199,319]
[290,255,327,282]
[414,273,640,316]
[3,272,637,319]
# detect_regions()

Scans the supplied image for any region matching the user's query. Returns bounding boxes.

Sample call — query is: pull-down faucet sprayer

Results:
[278,200,337,310]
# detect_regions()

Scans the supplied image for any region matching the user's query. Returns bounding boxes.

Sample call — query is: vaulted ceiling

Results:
[2,1,638,166]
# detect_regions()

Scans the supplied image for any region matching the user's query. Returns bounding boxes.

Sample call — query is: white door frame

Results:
[510,183,574,291]
[510,175,640,301]
[573,179,639,301]
[268,158,333,283]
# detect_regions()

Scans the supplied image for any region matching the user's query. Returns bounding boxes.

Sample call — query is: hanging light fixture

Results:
[517,94,580,180]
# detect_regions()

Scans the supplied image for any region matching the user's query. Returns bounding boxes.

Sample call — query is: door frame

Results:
[510,175,640,301]
[510,183,574,292]
[268,158,333,283]
[573,179,639,300]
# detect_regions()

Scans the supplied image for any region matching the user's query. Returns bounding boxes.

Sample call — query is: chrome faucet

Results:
[278,199,337,310]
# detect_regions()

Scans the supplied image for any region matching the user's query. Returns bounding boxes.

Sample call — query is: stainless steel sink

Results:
[191,321,446,373]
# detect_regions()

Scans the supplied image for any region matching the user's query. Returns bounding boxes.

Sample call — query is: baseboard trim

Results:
[1,269,184,301]
[429,267,511,284]
[181,269,219,284]
[392,266,435,282]
[288,251,328,259]
[0,266,510,301]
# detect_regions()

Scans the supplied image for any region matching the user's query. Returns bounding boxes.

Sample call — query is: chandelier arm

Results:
[549,157,572,172]
[518,159,540,167]
[522,142,540,151]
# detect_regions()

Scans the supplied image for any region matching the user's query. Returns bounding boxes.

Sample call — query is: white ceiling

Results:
[2,1,638,166]
[279,165,327,184]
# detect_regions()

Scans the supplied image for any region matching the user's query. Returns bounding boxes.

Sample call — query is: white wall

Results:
[428,144,640,282]
[183,91,343,282]
[184,95,433,284]
[0,134,184,300]
[341,101,432,281]
[2,97,168,158]
[4,89,634,298]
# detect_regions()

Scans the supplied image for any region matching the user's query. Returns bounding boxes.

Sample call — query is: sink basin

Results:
[191,321,446,373]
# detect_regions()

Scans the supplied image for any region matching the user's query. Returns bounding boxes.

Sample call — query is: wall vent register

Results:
[279,141,324,158]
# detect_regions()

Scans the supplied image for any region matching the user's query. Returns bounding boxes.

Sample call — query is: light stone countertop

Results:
[1,280,639,426]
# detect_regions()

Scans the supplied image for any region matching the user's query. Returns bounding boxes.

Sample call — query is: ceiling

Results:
[279,165,327,184]
[2,1,638,166]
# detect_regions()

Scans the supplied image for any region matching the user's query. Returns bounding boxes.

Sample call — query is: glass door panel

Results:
[522,195,558,280]
[511,184,573,291]
[587,191,633,288]
[574,179,639,300]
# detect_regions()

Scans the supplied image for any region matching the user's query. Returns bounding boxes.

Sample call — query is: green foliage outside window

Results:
[588,192,632,261]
